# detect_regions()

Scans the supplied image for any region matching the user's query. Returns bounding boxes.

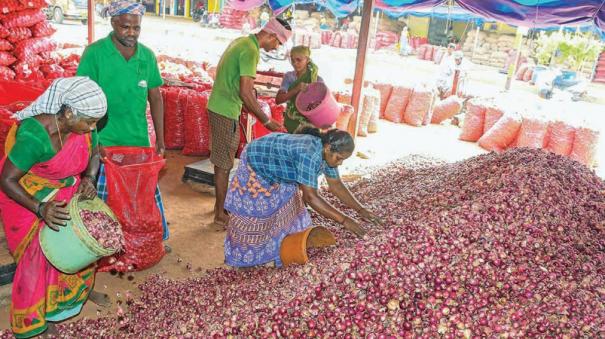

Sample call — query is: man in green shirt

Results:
[76,1,171,247]
[208,17,292,227]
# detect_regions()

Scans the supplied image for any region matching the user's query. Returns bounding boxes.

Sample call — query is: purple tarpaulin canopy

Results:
[228,0,605,33]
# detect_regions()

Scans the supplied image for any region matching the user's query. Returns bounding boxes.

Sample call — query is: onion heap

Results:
[4,148,603,338]
[80,209,125,252]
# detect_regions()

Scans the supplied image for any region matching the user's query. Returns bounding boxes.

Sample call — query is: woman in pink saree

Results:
[0,77,110,338]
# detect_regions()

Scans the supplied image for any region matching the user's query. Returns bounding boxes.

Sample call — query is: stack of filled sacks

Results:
[293,29,321,50]
[333,84,380,136]
[219,6,246,30]
[379,83,436,127]
[0,0,65,81]
[459,98,600,168]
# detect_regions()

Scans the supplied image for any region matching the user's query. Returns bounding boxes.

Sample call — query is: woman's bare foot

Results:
[88,290,111,307]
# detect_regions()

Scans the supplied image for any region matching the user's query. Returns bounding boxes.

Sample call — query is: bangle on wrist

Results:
[263,119,271,126]
[35,202,45,218]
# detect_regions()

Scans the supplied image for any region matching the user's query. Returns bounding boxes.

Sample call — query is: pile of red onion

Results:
[5,148,604,338]
[79,209,124,252]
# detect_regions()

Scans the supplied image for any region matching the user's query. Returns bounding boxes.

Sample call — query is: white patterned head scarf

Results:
[13,77,107,121]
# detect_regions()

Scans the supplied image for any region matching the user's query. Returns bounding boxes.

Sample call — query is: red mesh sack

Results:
[515,117,549,148]
[373,83,392,118]
[39,63,64,79]
[416,45,427,59]
[253,97,285,138]
[459,100,487,142]
[18,0,50,9]
[97,147,166,272]
[160,87,185,149]
[32,21,56,37]
[545,121,575,156]
[483,105,504,134]
[59,53,79,75]
[7,27,31,43]
[13,60,43,81]
[569,127,599,167]
[431,96,462,124]
[0,24,8,38]
[478,112,522,152]
[1,9,45,28]
[1,0,48,12]
[346,33,357,49]
[183,90,210,156]
[423,45,434,61]
[0,0,25,14]
[0,51,16,66]
[0,39,11,51]
[265,97,285,125]
[384,86,413,123]
[403,87,433,127]
[13,38,57,62]
[330,32,342,48]
[38,51,59,64]
[335,104,353,131]
[0,65,15,80]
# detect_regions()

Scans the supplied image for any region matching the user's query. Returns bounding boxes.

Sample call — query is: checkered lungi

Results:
[209,110,240,170]
[97,164,169,240]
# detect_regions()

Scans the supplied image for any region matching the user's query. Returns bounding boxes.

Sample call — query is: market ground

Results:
[1,15,605,330]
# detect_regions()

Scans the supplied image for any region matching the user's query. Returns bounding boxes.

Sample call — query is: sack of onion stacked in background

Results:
[459,97,600,168]
[333,84,381,136]
[0,0,79,81]
[331,81,463,136]
[318,30,397,50]
[158,56,285,157]
[416,44,452,64]
[219,6,247,30]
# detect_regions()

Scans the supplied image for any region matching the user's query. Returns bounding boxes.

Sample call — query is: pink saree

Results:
[0,126,95,338]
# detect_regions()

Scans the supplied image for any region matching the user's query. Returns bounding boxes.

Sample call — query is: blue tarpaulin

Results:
[380,5,495,25]
[265,0,605,34]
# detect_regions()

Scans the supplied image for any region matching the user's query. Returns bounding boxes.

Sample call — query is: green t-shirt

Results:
[208,35,260,120]
[8,118,98,172]
[76,33,163,147]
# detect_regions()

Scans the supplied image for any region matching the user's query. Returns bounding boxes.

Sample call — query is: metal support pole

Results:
[349,0,374,138]
[87,0,94,44]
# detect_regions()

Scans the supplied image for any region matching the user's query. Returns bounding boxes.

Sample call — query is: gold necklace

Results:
[54,115,63,149]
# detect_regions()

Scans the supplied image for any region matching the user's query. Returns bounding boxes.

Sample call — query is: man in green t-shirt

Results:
[76,1,171,248]
[208,17,292,227]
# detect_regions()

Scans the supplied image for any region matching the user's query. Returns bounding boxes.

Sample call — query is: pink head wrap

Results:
[262,18,292,44]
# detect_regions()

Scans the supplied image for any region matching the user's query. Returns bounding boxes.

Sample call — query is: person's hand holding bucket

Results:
[39,200,70,231]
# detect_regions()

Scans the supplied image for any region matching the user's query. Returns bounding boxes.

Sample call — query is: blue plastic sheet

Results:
[264,0,605,34]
